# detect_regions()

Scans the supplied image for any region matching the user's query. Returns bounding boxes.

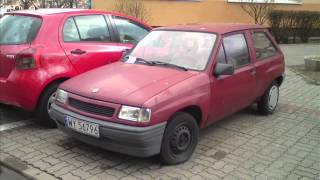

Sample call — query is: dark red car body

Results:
[0,9,151,112]
[50,24,285,163]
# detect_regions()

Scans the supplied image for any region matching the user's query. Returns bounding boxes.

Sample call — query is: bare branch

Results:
[114,0,150,23]
[240,0,276,25]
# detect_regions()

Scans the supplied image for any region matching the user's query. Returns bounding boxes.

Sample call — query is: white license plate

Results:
[64,116,100,138]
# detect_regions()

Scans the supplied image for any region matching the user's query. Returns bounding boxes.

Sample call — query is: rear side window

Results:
[63,15,111,42]
[0,15,42,45]
[113,16,149,44]
[63,18,80,42]
[252,32,277,60]
[223,34,250,69]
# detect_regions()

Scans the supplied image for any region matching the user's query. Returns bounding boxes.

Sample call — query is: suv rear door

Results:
[59,14,132,74]
[0,14,42,79]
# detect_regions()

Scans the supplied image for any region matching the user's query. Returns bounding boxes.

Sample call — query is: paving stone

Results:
[33,172,59,180]
[60,173,81,180]
[47,161,69,173]
[212,161,226,170]
[43,156,61,165]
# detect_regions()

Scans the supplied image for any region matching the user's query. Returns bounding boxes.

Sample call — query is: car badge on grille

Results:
[92,88,99,93]
[5,54,15,60]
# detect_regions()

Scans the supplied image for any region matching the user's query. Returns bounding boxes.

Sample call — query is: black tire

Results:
[257,81,279,115]
[160,112,199,165]
[36,83,60,127]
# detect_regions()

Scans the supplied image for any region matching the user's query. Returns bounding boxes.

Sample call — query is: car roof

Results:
[7,8,118,16]
[5,8,151,29]
[156,23,265,34]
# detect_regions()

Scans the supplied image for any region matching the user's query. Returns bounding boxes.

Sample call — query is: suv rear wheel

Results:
[258,81,279,115]
[37,83,60,127]
[160,112,199,165]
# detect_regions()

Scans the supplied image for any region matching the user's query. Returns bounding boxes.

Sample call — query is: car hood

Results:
[60,62,198,106]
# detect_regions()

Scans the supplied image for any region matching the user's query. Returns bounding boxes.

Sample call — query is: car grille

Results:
[68,98,115,117]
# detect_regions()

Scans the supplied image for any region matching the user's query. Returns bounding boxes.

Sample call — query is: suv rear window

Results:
[0,15,42,45]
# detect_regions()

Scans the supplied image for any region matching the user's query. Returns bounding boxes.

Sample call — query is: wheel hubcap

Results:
[47,92,56,113]
[170,125,192,154]
[268,86,279,110]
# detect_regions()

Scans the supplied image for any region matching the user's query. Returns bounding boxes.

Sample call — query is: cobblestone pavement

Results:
[0,69,320,180]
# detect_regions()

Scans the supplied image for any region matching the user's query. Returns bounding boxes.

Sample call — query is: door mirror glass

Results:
[214,63,234,76]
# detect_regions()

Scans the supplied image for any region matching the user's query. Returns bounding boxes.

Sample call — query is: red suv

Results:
[50,24,285,164]
[0,9,151,126]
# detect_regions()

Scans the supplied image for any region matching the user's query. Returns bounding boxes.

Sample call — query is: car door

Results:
[208,32,257,124]
[60,14,131,74]
[249,29,282,98]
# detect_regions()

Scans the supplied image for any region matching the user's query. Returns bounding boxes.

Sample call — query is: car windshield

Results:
[0,15,42,45]
[128,30,217,71]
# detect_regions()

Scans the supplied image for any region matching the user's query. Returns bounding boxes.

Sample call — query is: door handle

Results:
[71,49,86,55]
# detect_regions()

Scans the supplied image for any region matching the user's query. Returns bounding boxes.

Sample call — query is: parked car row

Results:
[0,9,285,165]
[0,9,151,126]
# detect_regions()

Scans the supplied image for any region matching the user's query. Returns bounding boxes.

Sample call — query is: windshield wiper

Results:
[136,58,155,66]
[124,57,188,71]
[123,56,154,66]
[149,61,188,71]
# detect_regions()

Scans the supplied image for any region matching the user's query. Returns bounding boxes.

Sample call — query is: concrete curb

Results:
[0,153,59,180]
[0,159,33,180]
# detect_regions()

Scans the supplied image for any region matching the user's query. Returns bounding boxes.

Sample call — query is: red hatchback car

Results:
[50,24,285,164]
[0,9,151,126]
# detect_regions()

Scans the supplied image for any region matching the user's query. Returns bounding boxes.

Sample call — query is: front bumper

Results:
[50,104,167,157]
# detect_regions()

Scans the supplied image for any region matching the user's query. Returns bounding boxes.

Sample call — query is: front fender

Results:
[144,74,211,128]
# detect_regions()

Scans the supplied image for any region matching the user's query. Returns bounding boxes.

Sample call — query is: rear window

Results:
[0,15,42,45]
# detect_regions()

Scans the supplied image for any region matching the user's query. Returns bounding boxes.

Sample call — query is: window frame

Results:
[222,32,252,69]
[111,15,150,44]
[216,44,228,64]
[227,0,302,4]
[62,14,114,43]
[251,30,279,61]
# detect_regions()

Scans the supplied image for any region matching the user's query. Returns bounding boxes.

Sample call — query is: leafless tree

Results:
[20,0,37,9]
[39,0,76,8]
[114,0,150,23]
[240,0,276,25]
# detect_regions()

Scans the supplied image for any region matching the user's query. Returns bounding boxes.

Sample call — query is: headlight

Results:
[118,105,151,122]
[56,89,68,104]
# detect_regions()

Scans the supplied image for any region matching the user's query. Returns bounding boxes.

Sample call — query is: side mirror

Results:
[214,63,234,76]
[121,48,132,59]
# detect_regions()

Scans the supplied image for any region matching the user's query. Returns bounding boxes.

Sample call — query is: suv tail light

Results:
[15,48,38,70]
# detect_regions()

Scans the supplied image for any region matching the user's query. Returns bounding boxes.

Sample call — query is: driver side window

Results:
[223,33,251,69]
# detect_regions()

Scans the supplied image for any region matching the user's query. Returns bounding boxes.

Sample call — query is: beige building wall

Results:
[92,0,320,26]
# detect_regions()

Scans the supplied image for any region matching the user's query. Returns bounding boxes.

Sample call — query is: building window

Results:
[227,0,302,4]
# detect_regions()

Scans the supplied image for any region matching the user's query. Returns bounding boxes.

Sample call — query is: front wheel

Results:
[36,83,60,127]
[160,112,199,165]
[258,81,279,115]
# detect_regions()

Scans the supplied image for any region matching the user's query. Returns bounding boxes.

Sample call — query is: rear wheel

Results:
[257,81,279,115]
[36,83,60,127]
[160,112,199,165]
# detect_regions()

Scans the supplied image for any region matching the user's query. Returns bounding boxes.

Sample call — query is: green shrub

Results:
[268,10,320,43]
